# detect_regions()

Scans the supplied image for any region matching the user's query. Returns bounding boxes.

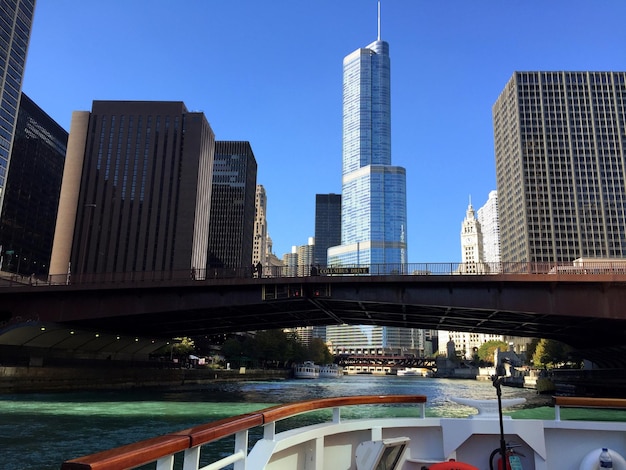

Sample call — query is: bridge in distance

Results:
[2,267,626,363]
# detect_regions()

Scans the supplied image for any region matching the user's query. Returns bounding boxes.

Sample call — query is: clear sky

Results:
[22,1,625,263]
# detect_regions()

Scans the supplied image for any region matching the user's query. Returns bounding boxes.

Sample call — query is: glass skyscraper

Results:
[328,26,407,271]
[207,141,257,271]
[0,0,36,213]
[314,193,341,266]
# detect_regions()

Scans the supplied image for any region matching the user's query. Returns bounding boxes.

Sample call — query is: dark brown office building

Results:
[50,101,215,279]
[207,141,257,271]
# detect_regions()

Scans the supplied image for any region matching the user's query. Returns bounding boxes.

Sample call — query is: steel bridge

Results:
[2,263,626,363]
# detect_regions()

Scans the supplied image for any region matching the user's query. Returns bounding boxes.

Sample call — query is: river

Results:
[0,375,550,470]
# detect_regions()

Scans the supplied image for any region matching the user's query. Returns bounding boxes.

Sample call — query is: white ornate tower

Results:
[460,197,484,274]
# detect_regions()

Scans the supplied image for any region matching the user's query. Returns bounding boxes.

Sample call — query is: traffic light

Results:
[289,286,302,298]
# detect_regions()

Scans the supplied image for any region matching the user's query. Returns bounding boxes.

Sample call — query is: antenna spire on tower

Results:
[377,0,381,41]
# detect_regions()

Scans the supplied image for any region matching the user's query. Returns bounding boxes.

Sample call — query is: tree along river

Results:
[0,374,551,470]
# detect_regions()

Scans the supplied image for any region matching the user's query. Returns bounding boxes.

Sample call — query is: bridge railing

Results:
[4,260,625,288]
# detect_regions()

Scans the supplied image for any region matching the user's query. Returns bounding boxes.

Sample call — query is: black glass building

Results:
[207,141,257,271]
[0,0,36,213]
[0,92,68,276]
[314,193,341,266]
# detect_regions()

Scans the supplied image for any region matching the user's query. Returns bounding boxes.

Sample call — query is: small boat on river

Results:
[396,367,431,377]
[319,363,344,378]
[293,361,319,378]
[60,392,626,469]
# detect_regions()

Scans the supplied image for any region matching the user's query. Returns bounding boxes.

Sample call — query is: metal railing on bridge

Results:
[2,259,626,288]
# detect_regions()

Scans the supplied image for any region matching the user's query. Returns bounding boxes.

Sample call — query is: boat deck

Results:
[60,395,626,470]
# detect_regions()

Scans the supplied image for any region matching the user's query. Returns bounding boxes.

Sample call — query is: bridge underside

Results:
[2,275,626,356]
[62,296,625,349]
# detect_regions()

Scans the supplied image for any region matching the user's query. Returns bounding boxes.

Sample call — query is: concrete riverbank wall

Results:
[0,365,291,393]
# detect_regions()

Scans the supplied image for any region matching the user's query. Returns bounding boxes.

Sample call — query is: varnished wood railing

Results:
[61,394,428,470]
[553,396,626,421]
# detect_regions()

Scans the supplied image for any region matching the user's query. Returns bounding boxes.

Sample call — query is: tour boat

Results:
[60,393,626,470]
[318,363,344,378]
[293,361,319,379]
[396,367,430,377]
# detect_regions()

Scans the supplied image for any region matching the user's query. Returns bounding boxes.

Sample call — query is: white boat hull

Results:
[61,395,626,470]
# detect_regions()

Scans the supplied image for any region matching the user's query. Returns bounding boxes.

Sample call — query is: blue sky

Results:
[22,1,626,263]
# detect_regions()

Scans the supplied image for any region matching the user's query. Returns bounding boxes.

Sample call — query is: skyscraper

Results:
[477,190,500,268]
[314,193,341,266]
[253,185,268,268]
[494,72,626,264]
[328,4,407,271]
[297,237,315,276]
[49,101,215,279]
[459,199,484,274]
[0,0,36,214]
[0,93,67,277]
[207,141,257,273]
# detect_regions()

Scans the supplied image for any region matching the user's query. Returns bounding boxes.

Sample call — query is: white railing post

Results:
[555,404,561,421]
[234,429,249,470]
[333,406,341,423]
[156,455,175,470]
[264,421,276,440]
[182,446,201,470]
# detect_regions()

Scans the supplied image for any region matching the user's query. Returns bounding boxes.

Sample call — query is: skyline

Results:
[22,1,626,263]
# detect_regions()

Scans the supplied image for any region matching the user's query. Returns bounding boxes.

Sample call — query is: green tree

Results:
[476,340,509,364]
[254,330,291,363]
[532,339,572,368]
[162,337,195,357]
[525,338,540,365]
[308,337,333,364]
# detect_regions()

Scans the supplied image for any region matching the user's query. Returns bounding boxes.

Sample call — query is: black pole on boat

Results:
[493,375,507,468]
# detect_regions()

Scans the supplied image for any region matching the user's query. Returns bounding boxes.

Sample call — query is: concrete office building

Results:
[493,71,626,264]
[253,185,268,268]
[326,324,425,356]
[328,5,407,269]
[0,0,36,214]
[459,199,484,274]
[297,237,315,277]
[207,141,257,273]
[477,190,500,269]
[49,101,215,279]
[314,193,341,267]
[0,93,67,277]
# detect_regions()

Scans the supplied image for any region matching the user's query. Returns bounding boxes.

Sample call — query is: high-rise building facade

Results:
[207,141,257,272]
[494,71,626,264]
[49,101,215,279]
[314,193,341,267]
[459,199,484,274]
[253,185,267,267]
[328,11,407,270]
[282,247,298,278]
[0,93,67,276]
[296,237,315,276]
[0,0,36,214]
[326,324,424,356]
[437,331,504,360]
[477,190,500,268]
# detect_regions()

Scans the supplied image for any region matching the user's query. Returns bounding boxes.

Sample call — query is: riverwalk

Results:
[0,364,290,393]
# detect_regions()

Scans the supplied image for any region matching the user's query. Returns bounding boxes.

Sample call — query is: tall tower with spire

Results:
[328,1,407,271]
[460,197,484,274]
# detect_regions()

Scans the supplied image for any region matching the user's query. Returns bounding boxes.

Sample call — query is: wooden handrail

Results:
[553,396,626,422]
[60,435,190,470]
[61,394,428,470]
[261,394,427,422]
[553,396,626,409]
